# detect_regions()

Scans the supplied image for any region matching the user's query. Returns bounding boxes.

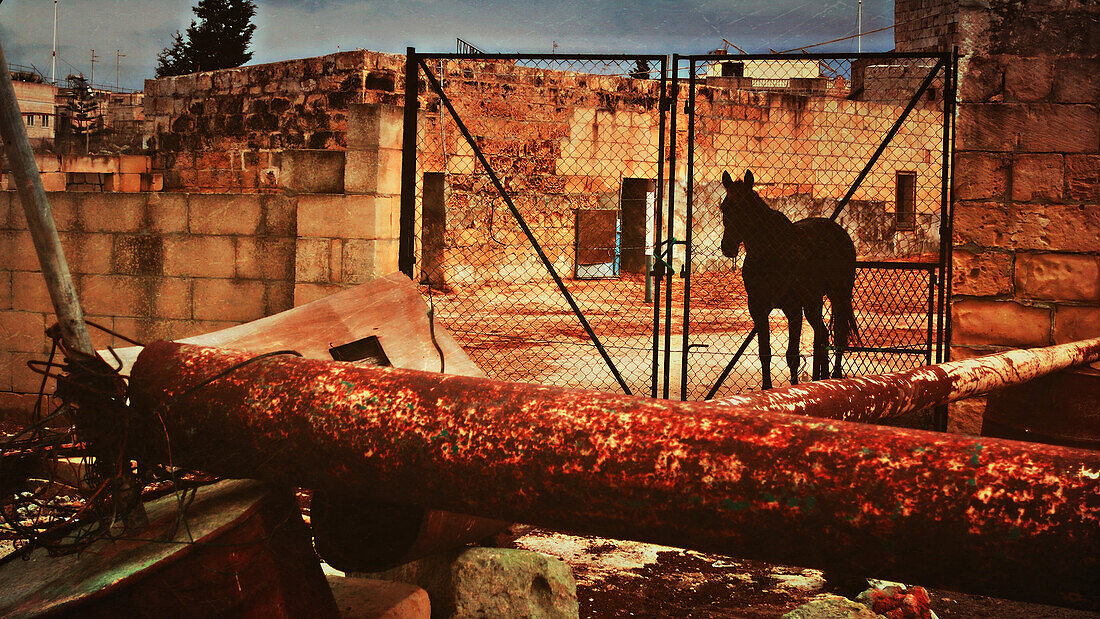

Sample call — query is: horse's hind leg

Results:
[782,305,802,385]
[804,302,829,381]
[830,292,854,379]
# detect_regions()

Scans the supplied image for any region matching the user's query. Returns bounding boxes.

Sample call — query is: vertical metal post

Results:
[933,48,958,433]
[679,59,698,401]
[662,58,680,399]
[650,57,669,398]
[398,47,420,278]
[0,36,94,356]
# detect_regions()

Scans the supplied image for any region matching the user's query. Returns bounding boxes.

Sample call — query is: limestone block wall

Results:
[144,50,405,193]
[0,103,401,416]
[946,0,1099,432]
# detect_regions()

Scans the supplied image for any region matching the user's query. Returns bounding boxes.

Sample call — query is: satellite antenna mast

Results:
[857,0,863,53]
[90,49,98,86]
[116,49,125,91]
[51,1,58,83]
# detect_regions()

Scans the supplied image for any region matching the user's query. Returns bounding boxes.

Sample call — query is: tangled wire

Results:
[0,323,219,558]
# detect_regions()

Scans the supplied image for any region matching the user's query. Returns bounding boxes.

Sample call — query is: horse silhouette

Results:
[718,170,859,390]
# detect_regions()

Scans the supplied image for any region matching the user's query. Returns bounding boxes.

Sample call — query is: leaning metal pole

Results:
[0,37,94,355]
[129,339,1100,610]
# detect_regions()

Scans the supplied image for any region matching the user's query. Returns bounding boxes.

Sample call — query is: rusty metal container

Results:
[983,366,1100,450]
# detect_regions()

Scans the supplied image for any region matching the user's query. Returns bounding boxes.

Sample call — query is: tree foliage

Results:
[155,0,257,78]
[66,74,100,137]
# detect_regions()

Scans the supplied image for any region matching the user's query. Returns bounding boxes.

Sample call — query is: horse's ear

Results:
[744,170,754,187]
[722,171,734,190]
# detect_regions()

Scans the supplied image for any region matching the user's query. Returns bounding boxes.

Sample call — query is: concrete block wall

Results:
[942,0,1100,432]
[0,103,403,415]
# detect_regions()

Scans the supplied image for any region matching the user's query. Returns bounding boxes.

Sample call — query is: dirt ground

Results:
[426,268,939,400]
[503,527,1099,618]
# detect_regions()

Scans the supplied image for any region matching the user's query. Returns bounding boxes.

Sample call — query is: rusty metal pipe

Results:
[129,341,1099,609]
[717,337,1100,423]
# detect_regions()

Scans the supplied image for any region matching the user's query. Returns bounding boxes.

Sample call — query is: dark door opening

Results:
[620,177,655,275]
[421,172,446,286]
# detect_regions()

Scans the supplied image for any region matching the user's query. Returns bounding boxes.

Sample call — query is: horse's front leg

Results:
[750,305,773,390]
[782,306,802,385]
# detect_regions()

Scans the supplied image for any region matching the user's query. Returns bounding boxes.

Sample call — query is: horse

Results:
[718,170,859,390]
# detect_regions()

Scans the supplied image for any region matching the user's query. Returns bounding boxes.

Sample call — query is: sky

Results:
[0,0,895,91]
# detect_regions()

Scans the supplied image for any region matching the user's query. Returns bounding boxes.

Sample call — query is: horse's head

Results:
[719,170,758,260]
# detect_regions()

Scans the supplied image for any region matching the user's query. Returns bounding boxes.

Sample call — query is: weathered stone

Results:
[1017,104,1100,153]
[1053,305,1100,344]
[188,193,263,235]
[954,152,1008,201]
[1015,252,1100,302]
[782,594,879,619]
[369,547,578,619]
[949,397,987,435]
[345,148,402,195]
[957,55,1006,103]
[347,103,404,151]
[1051,56,1100,103]
[1065,154,1100,202]
[952,249,1013,297]
[326,575,430,618]
[1009,203,1100,253]
[952,299,1051,347]
[951,202,1010,248]
[1010,154,1063,203]
[282,149,346,194]
[1004,57,1053,102]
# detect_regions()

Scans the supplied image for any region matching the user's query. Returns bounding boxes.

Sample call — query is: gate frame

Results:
[398,49,670,396]
[672,50,958,408]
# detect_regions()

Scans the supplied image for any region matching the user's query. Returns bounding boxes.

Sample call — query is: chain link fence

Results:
[403,51,953,402]
[678,54,951,400]
[411,54,667,395]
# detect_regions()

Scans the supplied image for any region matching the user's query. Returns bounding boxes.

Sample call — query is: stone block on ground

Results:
[326,574,430,618]
[782,594,879,618]
[367,547,578,619]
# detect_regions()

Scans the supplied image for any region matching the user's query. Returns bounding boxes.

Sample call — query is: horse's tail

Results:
[830,293,860,349]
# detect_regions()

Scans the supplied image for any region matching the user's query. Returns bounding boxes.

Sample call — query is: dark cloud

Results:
[0,0,895,90]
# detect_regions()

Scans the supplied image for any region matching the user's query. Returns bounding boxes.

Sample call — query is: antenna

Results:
[89,49,98,86]
[857,0,863,53]
[51,1,58,84]
[116,50,125,91]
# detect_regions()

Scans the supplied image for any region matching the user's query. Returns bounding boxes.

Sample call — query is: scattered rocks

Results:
[857,585,936,619]
[367,547,578,619]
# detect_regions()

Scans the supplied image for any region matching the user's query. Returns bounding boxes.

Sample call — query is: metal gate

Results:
[399,49,956,405]
[399,50,668,396]
[669,51,957,407]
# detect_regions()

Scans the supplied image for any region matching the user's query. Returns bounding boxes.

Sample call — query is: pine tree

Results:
[155,31,194,78]
[65,74,101,151]
[155,0,257,77]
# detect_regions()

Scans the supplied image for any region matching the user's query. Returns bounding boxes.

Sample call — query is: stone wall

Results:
[0,103,401,415]
[143,50,404,193]
[411,59,945,286]
[945,0,1100,432]
[895,0,959,53]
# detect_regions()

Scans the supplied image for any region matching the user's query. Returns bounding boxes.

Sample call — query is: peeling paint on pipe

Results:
[716,337,1100,423]
[128,341,1100,610]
